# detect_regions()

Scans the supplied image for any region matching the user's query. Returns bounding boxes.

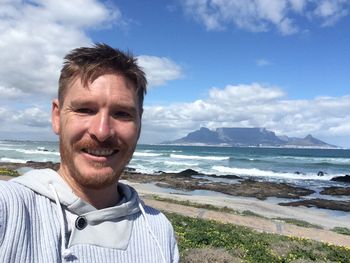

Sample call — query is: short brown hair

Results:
[58,43,147,108]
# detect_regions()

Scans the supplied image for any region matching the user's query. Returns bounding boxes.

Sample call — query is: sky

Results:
[0,0,349,147]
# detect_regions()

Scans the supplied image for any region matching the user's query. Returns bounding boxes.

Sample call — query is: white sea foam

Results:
[133,152,163,157]
[170,154,229,161]
[272,156,350,165]
[16,149,60,155]
[212,165,336,181]
[164,161,199,166]
[0,146,17,151]
[0,157,27,163]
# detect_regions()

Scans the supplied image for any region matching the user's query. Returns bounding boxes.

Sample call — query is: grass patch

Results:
[332,227,350,236]
[273,217,323,229]
[152,195,238,214]
[0,168,19,177]
[152,195,325,229]
[166,212,350,263]
[241,210,265,218]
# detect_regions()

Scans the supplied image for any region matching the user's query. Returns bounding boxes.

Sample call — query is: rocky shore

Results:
[1,161,350,212]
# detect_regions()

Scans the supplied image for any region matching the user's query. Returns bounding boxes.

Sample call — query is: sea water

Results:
[1,140,349,187]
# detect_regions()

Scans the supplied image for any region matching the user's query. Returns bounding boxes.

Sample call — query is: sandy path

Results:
[125,182,350,247]
[2,176,349,247]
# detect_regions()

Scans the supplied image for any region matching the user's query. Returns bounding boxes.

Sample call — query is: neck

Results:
[58,167,120,209]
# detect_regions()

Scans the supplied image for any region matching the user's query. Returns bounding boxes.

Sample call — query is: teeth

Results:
[86,149,114,156]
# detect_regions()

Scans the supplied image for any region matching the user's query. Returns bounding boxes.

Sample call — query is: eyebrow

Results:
[69,99,139,114]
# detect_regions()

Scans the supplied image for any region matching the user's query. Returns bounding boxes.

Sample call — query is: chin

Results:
[74,166,121,190]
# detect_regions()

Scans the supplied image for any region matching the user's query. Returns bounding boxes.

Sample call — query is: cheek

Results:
[61,118,89,142]
[116,122,140,143]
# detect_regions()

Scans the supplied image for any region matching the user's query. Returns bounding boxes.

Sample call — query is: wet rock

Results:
[215,174,241,179]
[124,167,136,172]
[331,175,350,183]
[317,171,325,176]
[279,198,350,212]
[320,186,350,196]
[0,161,60,171]
[122,171,314,200]
[177,169,201,177]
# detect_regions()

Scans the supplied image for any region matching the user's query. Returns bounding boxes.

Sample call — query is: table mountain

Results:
[163,127,337,148]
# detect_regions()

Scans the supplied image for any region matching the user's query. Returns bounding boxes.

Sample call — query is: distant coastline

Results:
[159,142,342,150]
[162,127,340,149]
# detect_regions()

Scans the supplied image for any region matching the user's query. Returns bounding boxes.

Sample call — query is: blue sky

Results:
[0,0,349,147]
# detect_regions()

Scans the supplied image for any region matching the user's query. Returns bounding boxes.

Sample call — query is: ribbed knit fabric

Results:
[0,181,179,263]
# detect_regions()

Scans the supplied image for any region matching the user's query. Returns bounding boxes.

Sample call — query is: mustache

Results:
[74,138,118,150]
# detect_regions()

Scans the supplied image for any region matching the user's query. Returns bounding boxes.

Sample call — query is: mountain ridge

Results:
[162,127,338,148]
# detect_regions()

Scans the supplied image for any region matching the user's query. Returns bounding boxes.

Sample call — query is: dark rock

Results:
[0,161,60,171]
[215,174,241,180]
[124,167,136,172]
[279,198,350,212]
[177,169,201,177]
[320,186,350,196]
[317,171,325,176]
[331,175,350,183]
[122,171,314,200]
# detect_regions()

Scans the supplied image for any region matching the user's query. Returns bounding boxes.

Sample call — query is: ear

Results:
[51,99,60,135]
[137,108,143,140]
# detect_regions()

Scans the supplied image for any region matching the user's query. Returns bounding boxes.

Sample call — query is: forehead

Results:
[64,74,138,104]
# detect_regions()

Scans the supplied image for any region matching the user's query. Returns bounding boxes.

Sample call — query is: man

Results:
[0,44,179,262]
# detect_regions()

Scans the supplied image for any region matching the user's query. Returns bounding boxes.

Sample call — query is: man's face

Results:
[52,73,141,190]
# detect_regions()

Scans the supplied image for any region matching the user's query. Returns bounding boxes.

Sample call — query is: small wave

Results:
[272,156,350,165]
[170,154,229,161]
[212,165,335,181]
[16,149,60,155]
[133,152,163,157]
[0,157,27,163]
[164,161,199,166]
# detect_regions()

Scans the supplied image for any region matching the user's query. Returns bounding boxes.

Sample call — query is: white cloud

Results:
[140,83,350,147]
[0,85,26,98]
[0,0,184,140]
[289,0,308,13]
[180,0,350,34]
[137,56,183,87]
[0,0,121,97]
[0,106,50,132]
[313,0,349,26]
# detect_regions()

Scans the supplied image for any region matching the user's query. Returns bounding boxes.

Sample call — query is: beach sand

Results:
[1,174,350,246]
[125,180,350,247]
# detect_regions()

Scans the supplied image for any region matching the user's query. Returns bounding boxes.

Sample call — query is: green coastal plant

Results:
[273,217,323,229]
[166,212,350,263]
[332,227,350,236]
[152,195,239,214]
[0,168,19,177]
[152,195,323,229]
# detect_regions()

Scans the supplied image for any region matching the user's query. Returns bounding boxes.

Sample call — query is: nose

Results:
[88,111,114,142]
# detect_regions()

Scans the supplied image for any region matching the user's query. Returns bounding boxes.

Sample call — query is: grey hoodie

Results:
[12,169,140,250]
[0,169,179,262]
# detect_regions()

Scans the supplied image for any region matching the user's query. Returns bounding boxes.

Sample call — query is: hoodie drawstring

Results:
[138,202,167,263]
[49,184,73,260]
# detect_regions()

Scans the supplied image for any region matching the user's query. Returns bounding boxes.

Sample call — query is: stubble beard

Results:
[59,135,128,190]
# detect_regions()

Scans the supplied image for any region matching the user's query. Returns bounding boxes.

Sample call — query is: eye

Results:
[113,111,133,119]
[75,108,95,115]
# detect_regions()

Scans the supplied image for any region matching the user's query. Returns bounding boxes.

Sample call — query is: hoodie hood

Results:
[12,169,142,250]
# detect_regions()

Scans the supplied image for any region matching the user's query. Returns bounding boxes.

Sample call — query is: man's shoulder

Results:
[141,203,174,229]
[0,179,35,203]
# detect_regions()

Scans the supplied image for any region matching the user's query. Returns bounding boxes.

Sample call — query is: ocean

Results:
[1,140,349,189]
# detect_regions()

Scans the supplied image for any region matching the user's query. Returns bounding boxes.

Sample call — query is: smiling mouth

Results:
[82,148,119,157]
